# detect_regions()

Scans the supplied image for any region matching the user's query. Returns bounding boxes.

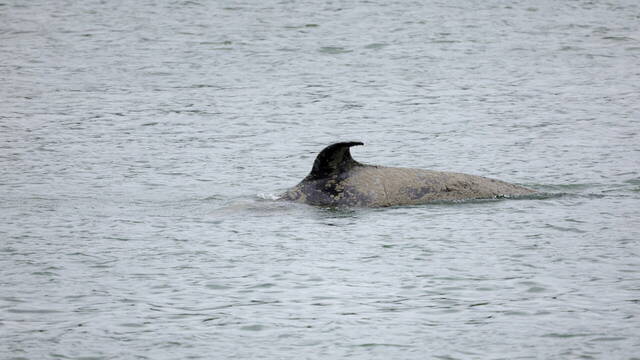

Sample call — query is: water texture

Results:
[1,0,639,359]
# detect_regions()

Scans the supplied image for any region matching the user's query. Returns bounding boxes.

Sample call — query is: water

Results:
[1,0,639,358]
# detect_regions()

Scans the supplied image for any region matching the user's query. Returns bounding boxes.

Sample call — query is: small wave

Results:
[256,192,281,201]
[210,194,301,215]
[532,182,639,197]
[530,183,601,192]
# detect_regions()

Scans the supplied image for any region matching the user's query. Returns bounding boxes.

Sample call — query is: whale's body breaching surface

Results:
[280,142,535,207]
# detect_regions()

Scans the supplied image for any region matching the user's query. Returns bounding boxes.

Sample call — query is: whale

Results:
[280,142,536,207]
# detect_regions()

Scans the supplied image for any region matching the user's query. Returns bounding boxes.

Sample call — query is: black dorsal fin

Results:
[305,142,364,180]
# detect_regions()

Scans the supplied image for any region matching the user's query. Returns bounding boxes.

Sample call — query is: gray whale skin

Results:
[280,142,535,207]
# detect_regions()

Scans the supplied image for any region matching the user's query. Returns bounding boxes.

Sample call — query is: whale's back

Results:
[282,165,535,207]
[345,166,535,206]
[280,142,535,207]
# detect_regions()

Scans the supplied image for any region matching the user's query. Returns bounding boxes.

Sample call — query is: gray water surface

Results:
[1,0,640,359]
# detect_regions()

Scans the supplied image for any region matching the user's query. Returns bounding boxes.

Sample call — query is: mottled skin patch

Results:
[403,186,433,200]
[281,142,536,207]
[281,172,378,207]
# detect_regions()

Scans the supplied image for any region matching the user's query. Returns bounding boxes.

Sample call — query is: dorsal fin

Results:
[305,142,364,180]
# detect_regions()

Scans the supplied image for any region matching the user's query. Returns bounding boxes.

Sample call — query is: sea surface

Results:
[1,0,639,359]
